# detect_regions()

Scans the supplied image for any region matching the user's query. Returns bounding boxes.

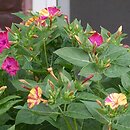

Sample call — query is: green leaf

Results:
[76,92,102,101]
[79,63,102,81]
[0,99,22,115]
[115,53,130,66]
[0,95,20,105]
[8,125,15,130]
[54,47,90,67]
[0,125,11,130]
[121,73,130,91]
[15,109,47,125]
[100,44,127,61]
[82,101,109,124]
[83,119,102,130]
[104,64,130,78]
[0,113,12,125]
[64,103,92,119]
[100,26,110,41]
[112,114,130,130]
[11,79,43,91]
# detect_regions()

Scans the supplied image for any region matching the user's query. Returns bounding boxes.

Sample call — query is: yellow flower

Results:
[105,93,127,109]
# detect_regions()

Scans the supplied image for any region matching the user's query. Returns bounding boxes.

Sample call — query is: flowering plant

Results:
[0,6,130,130]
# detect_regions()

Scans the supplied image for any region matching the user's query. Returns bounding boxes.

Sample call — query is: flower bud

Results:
[47,67,58,81]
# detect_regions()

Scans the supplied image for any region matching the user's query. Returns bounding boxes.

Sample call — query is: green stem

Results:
[58,106,73,130]
[64,104,67,111]
[73,118,78,130]
[43,40,48,68]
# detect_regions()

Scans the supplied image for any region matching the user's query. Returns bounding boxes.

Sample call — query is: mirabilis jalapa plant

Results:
[1,6,130,130]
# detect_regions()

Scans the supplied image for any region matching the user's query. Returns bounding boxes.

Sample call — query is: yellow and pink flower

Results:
[39,7,60,20]
[27,86,48,109]
[105,93,127,109]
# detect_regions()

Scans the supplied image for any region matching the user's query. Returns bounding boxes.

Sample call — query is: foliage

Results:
[0,6,130,130]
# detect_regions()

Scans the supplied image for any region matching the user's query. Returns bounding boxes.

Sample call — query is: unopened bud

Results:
[82,74,94,84]
[124,103,128,109]
[105,63,111,68]
[48,80,55,90]
[107,31,111,37]
[106,37,111,43]
[69,91,74,96]
[32,35,38,38]
[40,98,48,104]
[0,86,7,91]
[75,35,82,45]
[29,47,33,51]
[96,100,104,108]
[19,79,30,85]
[123,44,129,48]
[47,67,58,81]
[5,27,15,34]
[118,25,122,33]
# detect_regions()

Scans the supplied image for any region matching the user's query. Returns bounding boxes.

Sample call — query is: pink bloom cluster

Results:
[1,57,19,76]
[0,31,11,53]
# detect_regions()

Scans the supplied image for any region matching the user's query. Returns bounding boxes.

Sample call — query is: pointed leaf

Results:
[54,47,90,67]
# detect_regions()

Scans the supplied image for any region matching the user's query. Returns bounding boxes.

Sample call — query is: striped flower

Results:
[27,86,47,108]
[105,93,127,109]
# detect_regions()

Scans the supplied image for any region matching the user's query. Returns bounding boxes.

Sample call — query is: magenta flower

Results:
[88,32,103,47]
[48,7,60,17]
[1,57,19,76]
[0,31,11,53]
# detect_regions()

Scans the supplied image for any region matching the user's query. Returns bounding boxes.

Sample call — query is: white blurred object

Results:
[32,0,56,12]
[58,0,70,21]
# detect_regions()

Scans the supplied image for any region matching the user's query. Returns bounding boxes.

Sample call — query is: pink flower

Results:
[0,31,11,53]
[39,7,60,20]
[105,93,127,109]
[88,32,103,47]
[1,57,19,76]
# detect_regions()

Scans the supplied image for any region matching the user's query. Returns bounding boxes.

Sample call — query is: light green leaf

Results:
[76,92,102,101]
[54,47,90,67]
[104,64,130,78]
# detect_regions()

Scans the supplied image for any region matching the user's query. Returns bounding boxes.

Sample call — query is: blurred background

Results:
[1,0,130,43]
